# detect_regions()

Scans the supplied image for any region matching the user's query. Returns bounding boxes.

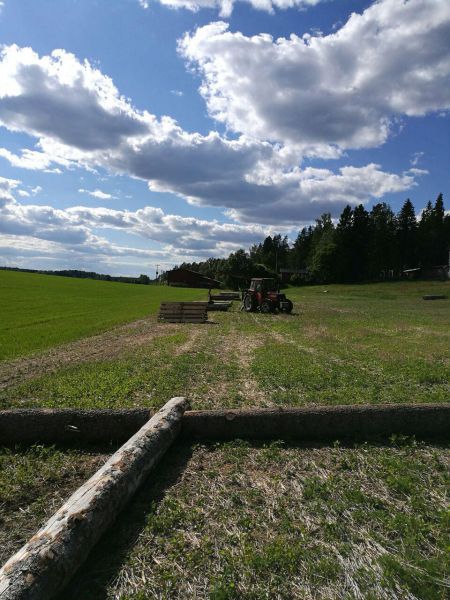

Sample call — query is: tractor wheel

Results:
[243,294,256,312]
[283,300,293,314]
[260,300,273,314]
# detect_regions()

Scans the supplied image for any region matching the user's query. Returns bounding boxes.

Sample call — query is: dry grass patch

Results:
[182,310,271,409]
[66,439,449,600]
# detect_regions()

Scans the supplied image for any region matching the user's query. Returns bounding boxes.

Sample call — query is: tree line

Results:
[176,194,449,288]
[0,267,152,285]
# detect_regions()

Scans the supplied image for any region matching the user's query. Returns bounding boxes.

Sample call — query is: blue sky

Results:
[0,0,449,276]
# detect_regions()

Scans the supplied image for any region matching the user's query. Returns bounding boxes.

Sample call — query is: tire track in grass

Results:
[169,310,272,409]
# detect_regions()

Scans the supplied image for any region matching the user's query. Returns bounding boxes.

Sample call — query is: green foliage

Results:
[178,193,449,285]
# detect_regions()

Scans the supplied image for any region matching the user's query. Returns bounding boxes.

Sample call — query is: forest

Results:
[176,194,450,288]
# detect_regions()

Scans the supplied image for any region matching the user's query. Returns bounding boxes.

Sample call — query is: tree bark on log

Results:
[0,397,187,600]
[182,403,450,441]
[0,408,153,445]
[0,404,449,446]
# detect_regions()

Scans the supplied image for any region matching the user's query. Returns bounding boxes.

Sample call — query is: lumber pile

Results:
[158,302,208,323]
[207,301,232,312]
[209,292,241,301]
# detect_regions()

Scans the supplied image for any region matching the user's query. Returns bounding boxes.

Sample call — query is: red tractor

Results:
[242,278,293,314]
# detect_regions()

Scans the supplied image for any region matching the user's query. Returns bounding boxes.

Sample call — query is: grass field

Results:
[65,439,449,600]
[0,270,204,360]
[1,274,449,598]
[1,278,448,409]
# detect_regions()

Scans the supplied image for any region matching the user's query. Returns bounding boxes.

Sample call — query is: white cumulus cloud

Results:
[78,188,116,200]
[180,0,450,155]
[0,40,422,224]
[137,0,326,18]
[0,181,276,269]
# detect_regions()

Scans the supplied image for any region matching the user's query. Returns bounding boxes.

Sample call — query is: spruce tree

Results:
[396,199,417,271]
[368,203,396,279]
[334,205,354,282]
[351,204,370,281]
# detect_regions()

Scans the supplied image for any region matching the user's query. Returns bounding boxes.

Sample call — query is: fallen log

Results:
[0,403,449,446]
[0,397,187,600]
[0,408,153,445]
[182,403,450,441]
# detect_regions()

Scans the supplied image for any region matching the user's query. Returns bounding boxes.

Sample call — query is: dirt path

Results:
[0,318,182,392]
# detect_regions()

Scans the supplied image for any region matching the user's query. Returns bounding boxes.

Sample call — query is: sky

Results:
[0,0,449,277]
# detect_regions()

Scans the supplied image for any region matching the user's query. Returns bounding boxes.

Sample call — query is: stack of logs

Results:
[158,302,208,323]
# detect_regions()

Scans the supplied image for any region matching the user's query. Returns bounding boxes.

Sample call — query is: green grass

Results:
[2,332,210,410]
[0,444,109,562]
[64,439,449,600]
[251,281,450,405]
[3,280,448,409]
[1,279,449,598]
[0,270,204,360]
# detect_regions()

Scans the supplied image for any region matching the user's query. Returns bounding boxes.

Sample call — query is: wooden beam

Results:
[0,397,187,600]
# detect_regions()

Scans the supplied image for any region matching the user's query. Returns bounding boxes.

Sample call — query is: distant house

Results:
[167,268,222,288]
[279,268,309,283]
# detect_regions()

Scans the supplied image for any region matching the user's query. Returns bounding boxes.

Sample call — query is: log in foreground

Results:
[0,403,449,446]
[0,397,187,600]
[0,408,153,445]
[182,403,450,441]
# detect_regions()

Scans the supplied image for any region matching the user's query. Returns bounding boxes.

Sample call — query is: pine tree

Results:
[432,194,448,265]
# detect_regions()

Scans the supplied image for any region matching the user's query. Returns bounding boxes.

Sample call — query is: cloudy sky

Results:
[0,0,449,276]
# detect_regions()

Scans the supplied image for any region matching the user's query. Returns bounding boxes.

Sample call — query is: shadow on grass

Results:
[60,442,194,600]
[58,436,449,599]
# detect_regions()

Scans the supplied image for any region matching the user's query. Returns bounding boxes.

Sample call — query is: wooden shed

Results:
[167,268,221,288]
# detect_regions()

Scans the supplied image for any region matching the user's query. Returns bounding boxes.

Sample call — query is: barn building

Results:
[167,268,222,288]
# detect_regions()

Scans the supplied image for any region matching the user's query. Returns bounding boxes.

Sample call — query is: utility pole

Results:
[155,264,160,284]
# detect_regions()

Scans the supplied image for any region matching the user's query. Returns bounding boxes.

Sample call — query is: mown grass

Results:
[65,439,449,600]
[3,280,449,409]
[0,444,110,562]
[251,281,450,406]
[1,280,449,598]
[0,270,204,360]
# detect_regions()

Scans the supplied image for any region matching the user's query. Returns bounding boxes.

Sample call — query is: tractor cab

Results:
[242,278,293,314]
[249,278,278,293]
